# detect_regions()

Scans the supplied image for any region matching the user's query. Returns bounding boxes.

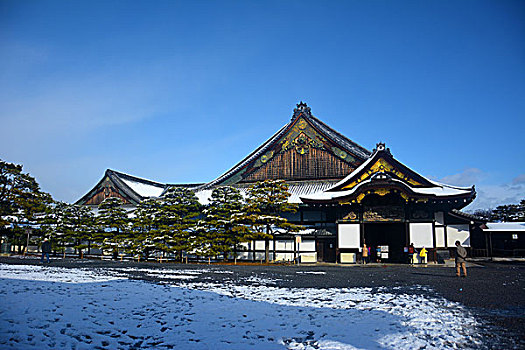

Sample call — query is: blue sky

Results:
[1,0,524,210]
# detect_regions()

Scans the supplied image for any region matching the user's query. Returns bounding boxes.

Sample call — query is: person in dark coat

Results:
[408,243,415,264]
[41,238,51,263]
[455,240,467,277]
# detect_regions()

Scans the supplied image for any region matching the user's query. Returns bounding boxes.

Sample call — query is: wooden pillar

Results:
[431,220,437,263]
[293,236,297,263]
[489,232,493,258]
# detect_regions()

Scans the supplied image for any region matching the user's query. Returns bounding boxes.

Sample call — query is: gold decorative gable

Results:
[342,157,423,190]
[280,117,326,155]
[253,150,275,168]
[338,187,429,205]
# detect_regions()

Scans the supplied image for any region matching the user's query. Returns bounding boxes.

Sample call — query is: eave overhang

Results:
[449,209,486,224]
[301,143,476,208]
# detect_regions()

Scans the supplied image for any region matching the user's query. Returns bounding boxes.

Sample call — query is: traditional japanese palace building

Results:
[77,102,482,263]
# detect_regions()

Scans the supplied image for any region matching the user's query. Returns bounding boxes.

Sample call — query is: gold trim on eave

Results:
[342,158,423,190]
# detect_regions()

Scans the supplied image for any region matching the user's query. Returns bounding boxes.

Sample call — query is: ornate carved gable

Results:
[216,103,370,185]
[301,143,476,209]
[239,115,362,182]
[331,143,433,192]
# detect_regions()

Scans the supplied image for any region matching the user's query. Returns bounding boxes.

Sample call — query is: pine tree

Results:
[491,199,525,222]
[131,197,161,260]
[156,187,201,261]
[95,197,130,258]
[199,186,250,262]
[244,180,302,263]
[68,204,95,257]
[0,160,53,253]
[50,201,73,256]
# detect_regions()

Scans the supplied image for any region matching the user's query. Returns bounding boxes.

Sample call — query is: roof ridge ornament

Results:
[373,142,391,154]
[292,101,312,120]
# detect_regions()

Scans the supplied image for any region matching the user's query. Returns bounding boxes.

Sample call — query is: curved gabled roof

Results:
[197,102,371,190]
[301,143,476,206]
[75,169,168,205]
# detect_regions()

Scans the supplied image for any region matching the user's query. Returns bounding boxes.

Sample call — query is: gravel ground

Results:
[1,257,523,349]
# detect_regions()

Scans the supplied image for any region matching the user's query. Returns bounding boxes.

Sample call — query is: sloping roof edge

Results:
[301,143,476,204]
[197,102,371,190]
[76,169,168,205]
[449,209,486,223]
[326,143,475,193]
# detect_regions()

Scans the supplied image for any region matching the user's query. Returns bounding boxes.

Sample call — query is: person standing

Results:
[41,238,51,263]
[419,247,428,264]
[362,243,369,264]
[408,243,415,264]
[455,240,467,277]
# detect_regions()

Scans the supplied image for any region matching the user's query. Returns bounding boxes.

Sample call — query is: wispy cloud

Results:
[439,169,525,210]
[439,168,484,187]
[0,74,161,136]
[512,174,525,185]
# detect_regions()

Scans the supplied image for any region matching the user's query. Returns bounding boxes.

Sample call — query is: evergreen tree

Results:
[50,201,72,256]
[67,204,95,257]
[131,197,161,260]
[491,199,525,222]
[199,186,250,262]
[156,187,201,260]
[0,160,53,253]
[244,180,302,263]
[95,197,130,258]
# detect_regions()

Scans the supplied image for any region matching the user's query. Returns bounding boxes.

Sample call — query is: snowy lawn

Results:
[0,264,481,349]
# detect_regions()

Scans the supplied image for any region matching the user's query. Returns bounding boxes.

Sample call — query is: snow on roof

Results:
[484,222,525,232]
[195,181,338,205]
[302,177,472,202]
[327,147,473,194]
[120,178,165,198]
[308,144,474,202]
[410,183,473,196]
[286,181,338,203]
[326,154,374,191]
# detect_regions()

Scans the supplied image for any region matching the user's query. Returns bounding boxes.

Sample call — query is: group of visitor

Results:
[407,243,427,264]
[361,243,384,264]
[361,241,468,276]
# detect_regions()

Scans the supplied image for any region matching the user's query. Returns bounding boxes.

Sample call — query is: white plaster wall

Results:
[275,252,294,261]
[254,240,274,250]
[447,224,470,247]
[338,224,360,248]
[298,240,316,252]
[435,226,446,248]
[409,223,433,248]
[276,240,294,251]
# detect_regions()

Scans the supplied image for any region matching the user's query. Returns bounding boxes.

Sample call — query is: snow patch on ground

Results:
[242,275,283,285]
[0,264,124,283]
[296,271,326,275]
[109,267,234,280]
[180,282,480,349]
[0,264,482,349]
